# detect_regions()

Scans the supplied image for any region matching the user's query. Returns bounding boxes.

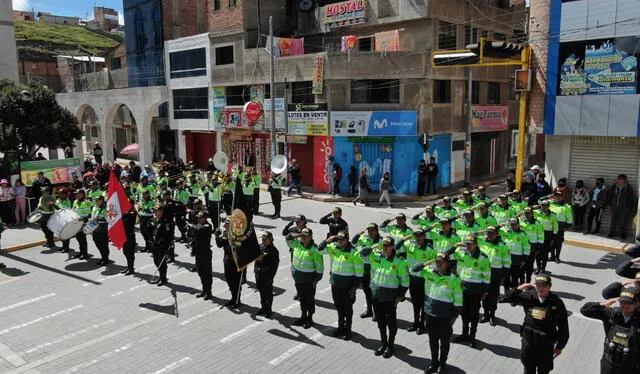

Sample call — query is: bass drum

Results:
[82,220,100,235]
[27,211,42,224]
[47,209,83,240]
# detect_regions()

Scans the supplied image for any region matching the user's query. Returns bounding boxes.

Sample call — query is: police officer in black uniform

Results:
[255,231,279,318]
[319,207,349,238]
[161,190,176,263]
[150,204,172,286]
[500,272,570,374]
[216,217,242,308]
[120,198,137,275]
[581,287,640,374]
[192,211,213,300]
[92,195,110,266]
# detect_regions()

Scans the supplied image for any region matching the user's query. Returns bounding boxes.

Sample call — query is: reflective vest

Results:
[500,227,531,256]
[269,175,282,189]
[242,180,255,195]
[550,202,573,225]
[91,206,107,220]
[403,240,437,277]
[476,214,497,230]
[381,224,413,245]
[421,268,463,319]
[137,184,155,202]
[490,204,516,225]
[56,198,72,209]
[454,220,482,241]
[520,218,544,244]
[89,189,105,203]
[473,195,491,205]
[319,242,363,288]
[287,239,323,284]
[431,230,461,253]
[452,249,491,294]
[534,210,559,233]
[253,174,262,188]
[73,199,92,217]
[453,199,474,213]
[173,189,190,205]
[478,237,511,270]
[188,183,201,197]
[139,198,155,216]
[411,215,438,239]
[156,176,169,186]
[510,198,528,212]
[364,251,409,302]
[435,206,457,220]
[205,185,222,202]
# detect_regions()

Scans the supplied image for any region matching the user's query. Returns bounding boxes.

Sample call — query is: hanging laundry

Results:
[374,30,400,52]
[279,37,304,56]
[341,35,357,52]
[265,36,281,57]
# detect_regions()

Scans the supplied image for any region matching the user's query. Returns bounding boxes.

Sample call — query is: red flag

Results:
[106,170,132,250]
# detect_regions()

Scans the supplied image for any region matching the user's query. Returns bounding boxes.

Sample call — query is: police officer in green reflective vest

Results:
[549,191,573,263]
[318,230,364,340]
[478,226,510,326]
[359,236,409,359]
[431,219,461,253]
[534,200,558,273]
[242,174,255,222]
[380,213,413,255]
[352,223,381,321]
[204,176,222,228]
[520,207,544,283]
[501,218,531,291]
[411,252,463,374]
[72,189,92,260]
[138,190,155,253]
[412,205,439,237]
[91,195,109,266]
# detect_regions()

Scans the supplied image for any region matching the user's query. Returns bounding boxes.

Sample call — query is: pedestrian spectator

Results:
[31,171,52,204]
[70,174,84,191]
[129,161,142,183]
[586,178,607,235]
[113,144,119,161]
[529,165,541,178]
[571,180,589,232]
[506,169,516,193]
[287,159,302,196]
[553,177,571,203]
[608,174,635,240]
[378,172,396,207]
[353,168,370,206]
[64,146,74,158]
[535,173,551,202]
[426,157,438,194]
[332,163,342,197]
[327,157,335,195]
[417,160,427,196]
[521,173,537,205]
[13,179,26,225]
[0,179,14,225]
[34,152,46,161]
[348,166,358,197]
[140,165,156,183]
[92,142,103,165]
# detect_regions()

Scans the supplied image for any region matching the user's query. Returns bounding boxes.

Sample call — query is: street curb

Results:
[5,238,59,253]
[564,238,629,254]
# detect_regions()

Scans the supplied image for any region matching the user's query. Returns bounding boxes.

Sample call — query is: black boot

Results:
[489,310,497,327]
[375,329,387,356]
[453,324,469,343]
[479,310,490,323]
[360,309,373,318]
[294,312,306,326]
[469,324,478,348]
[304,313,313,329]
[383,332,396,358]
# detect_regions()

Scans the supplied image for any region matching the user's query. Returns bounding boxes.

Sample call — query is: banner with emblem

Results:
[229,178,261,270]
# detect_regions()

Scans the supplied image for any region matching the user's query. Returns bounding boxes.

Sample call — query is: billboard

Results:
[330,111,417,137]
[471,106,509,132]
[324,0,367,29]
[287,103,329,136]
[21,158,83,186]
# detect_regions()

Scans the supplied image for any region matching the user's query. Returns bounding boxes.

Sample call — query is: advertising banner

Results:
[312,55,325,94]
[212,86,226,130]
[324,0,367,29]
[220,107,250,129]
[329,111,417,137]
[21,158,83,186]
[287,103,328,136]
[471,106,509,132]
[262,98,286,132]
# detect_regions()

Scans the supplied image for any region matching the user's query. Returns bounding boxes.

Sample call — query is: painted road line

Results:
[21,320,116,355]
[110,284,145,297]
[148,357,192,374]
[219,321,262,343]
[0,305,83,335]
[82,263,155,287]
[59,336,150,374]
[0,293,56,313]
[268,324,337,367]
[0,341,26,367]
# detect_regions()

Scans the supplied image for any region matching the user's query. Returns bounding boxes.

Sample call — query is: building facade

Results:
[93,7,119,32]
[124,0,166,88]
[0,0,19,83]
[37,12,81,25]
[537,0,640,236]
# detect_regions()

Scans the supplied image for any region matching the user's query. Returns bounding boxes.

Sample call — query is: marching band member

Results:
[91,195,109,266]
[72,189,91,260]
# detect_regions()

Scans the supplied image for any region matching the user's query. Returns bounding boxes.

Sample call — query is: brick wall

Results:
[207,0,243,33]
[528,0,549,161]
[162,0,207,40]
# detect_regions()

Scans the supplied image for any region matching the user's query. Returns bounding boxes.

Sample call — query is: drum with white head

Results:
[47,209,83,240]
[82,219,100,235]
[27,211,42,224]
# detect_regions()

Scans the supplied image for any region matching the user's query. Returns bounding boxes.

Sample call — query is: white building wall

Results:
[0,0,19,83]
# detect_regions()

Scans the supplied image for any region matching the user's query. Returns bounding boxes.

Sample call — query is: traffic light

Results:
[433,50,479,67]
[475,39,525,60]
[433,38,527,68]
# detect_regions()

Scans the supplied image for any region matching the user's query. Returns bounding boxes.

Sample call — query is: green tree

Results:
[0,79,82,164]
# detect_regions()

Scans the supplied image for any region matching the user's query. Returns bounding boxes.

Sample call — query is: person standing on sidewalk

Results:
[348,166,358,197]
[608,174,635,240]
[287,159,303,196]
[571,180,590,232]
[417,160,427,196]
[378,172,396,207]
[586,178,607,235]
[426,157,439,195]
[332,163,342,197]
[13,179,26,225]
[353,168,370,206]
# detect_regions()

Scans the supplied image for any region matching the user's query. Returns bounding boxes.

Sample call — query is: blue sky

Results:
[13,0,125,24]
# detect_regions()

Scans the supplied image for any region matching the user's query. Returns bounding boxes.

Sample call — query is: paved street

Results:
[0,188,630,374]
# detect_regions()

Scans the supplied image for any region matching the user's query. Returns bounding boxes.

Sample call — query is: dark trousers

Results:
[332,180,339,195]
[40,214,54,245]
[610,208,631,236]
[372,299,397,345]
[600,357,640,374]
[0,201,11,225]
[521,338,554,374]
[175,205,187,237]
[256,271,274,313]
[92,232,109,261]
[75,232,88,256]
[244,195,254,222]
[506,257,524,289]
[123,239,135,270]
[207,201,220,229]
[537,232,554,272]
[550,228,565,260]
[222,193,233,215]
[482,278,501,314]
[426,174,437,194]
[361,268,374,314]
[417,175,426,196]
[61,239,70,250]
[295,282,316,316]
[224,260,242,303]
[331,286,355,331]
[269,190,281,216]
[587,206,603,233]
[287,177,301,195]
[573,204,586,229]
[409,276,425,326]
[152,247,168,281]
[426,315,453,365]
[348,183,356,197]
[139,216,152,250]
[196,251,213,294]
[253,188,260,214]
[461,293,482,338]
[522,253,534,284]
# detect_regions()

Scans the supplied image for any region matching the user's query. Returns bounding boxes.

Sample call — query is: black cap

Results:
[541,200,550,206]
[439,218,450,224]
[464,235,476,244]
[294,214,307,222]
[619,287,638,303]
[335,231,348,240]
[367,223,379,230]
[197,211,208,218]
[382,236,395,246]
[435,252,450,262]
[463,210,474,216]
[534,273,552,285]
[152,203,163,211]
[486,226,498,233]
[300,228,313,237]
[463,191,471,195]
[74,189,85,195]
[96,195,105,201]
[332,207,342,214]
[261,231,273,240]
[414,228,426,236]
[395,213,406,220]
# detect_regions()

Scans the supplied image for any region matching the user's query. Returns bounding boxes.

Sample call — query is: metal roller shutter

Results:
[569,137,640,236]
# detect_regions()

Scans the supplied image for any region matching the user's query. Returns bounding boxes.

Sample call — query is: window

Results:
[351,79,400,104]
[214,0,221,10]
[358,37,372,51]
[487,82,501,104]
[215,45,234,65]
[229,0,237,7]
[225,85,270,106]
[438,21,457,50]
[135,8,145,50]
[169,48,206,78]
[110,57,122,70]
[173,88,208,119]
[510,130,519,157]
[465,81,480,104]
[153,6,162,46]
[464,25,478,46]
[291,81,315,104]
[433,80,451,103]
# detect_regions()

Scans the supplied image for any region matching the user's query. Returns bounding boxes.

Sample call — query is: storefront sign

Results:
[312,55,325,94]
[287,103,329,136]
[244,101,263,123]
[471,106,509,132]
[21,158,83,186]
[324,0,367,29]
[286,135,308,144]
[212,86,226,131]
[263,98,286,132]
[220,107,250,129]
[330,111,417,137]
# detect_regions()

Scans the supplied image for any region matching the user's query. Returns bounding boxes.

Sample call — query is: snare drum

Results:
[82,219,100,235]
[27,211,43,224]
[47,209,83,240]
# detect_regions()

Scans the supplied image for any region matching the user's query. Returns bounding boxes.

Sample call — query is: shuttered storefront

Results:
[568,136,640,236]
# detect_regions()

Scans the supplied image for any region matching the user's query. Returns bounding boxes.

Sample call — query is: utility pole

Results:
[515,47,530,190]
[465,67,472,188]
[269,16,276,158]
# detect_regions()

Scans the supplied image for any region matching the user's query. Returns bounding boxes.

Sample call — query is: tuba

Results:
[213,152,229,172]
[270,155,288,174]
